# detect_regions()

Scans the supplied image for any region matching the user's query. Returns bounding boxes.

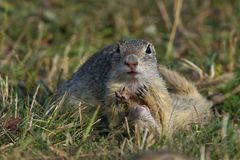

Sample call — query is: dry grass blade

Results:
[211,84,240,104]
[47,54,60,89]
[140,129,149,150]
[210,63,215,79]
[228,29,238,71]
[155,0,172,29]
[166,0,183,58]
[0,143,14,151]
[221,113,229,141]
[180,58,205,80]
[200,145,205,160]
[196,73,234,90]
[180,58,235,92]
[30,85,40,113]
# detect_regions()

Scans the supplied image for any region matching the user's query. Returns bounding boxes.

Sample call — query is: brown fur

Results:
[108,66,212,134]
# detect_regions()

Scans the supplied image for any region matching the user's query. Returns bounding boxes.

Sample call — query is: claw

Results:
[137,89,143,94]
[143,84,148,91]
[115,91,122,106]
[115,91,122,99]
[136,90,144,99]
[135,84,149,99]
[115,87,132,105]
[139,87,144,93]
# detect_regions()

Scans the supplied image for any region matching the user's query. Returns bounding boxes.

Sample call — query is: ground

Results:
[0,0,240,159]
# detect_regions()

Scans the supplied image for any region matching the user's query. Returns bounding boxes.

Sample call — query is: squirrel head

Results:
[110,39,159,83]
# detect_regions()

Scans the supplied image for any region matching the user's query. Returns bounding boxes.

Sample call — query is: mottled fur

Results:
[58,39,212,134]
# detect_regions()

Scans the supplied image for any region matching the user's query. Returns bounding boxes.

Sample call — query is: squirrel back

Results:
[58,44,118,105]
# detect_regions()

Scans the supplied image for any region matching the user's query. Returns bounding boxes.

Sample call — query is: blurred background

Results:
[0,0,239,90]
[0,0,240,159]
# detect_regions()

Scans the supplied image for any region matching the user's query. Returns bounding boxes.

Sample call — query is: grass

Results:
[0,0,240,159]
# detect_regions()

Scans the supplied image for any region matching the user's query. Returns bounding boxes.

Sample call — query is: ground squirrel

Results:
[58,39,212,134]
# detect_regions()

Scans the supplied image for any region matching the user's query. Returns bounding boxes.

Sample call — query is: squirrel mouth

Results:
[127,71,138,77]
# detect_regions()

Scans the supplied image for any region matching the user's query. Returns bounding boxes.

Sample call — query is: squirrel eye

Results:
[145,44,152,54]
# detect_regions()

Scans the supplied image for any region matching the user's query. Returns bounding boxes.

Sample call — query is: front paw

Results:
[135,84,149,99]
[128,105,161,133]
[115,87,131,105]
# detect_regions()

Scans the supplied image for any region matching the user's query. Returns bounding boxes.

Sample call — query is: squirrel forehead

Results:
[118,39,151,55]
[119,39,149,46]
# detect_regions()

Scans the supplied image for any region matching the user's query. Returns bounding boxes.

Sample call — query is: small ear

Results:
[116,43,121,53]
[145,44,152,54]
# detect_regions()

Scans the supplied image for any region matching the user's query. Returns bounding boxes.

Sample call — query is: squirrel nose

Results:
[124,55,138,70]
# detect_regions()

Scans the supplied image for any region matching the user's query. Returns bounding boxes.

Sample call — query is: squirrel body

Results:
[58,39,212,133]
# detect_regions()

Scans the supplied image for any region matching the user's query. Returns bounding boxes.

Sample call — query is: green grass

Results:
[0,0,240,159]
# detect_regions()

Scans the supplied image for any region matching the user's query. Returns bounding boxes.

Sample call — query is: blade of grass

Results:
[82,105,100,141]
